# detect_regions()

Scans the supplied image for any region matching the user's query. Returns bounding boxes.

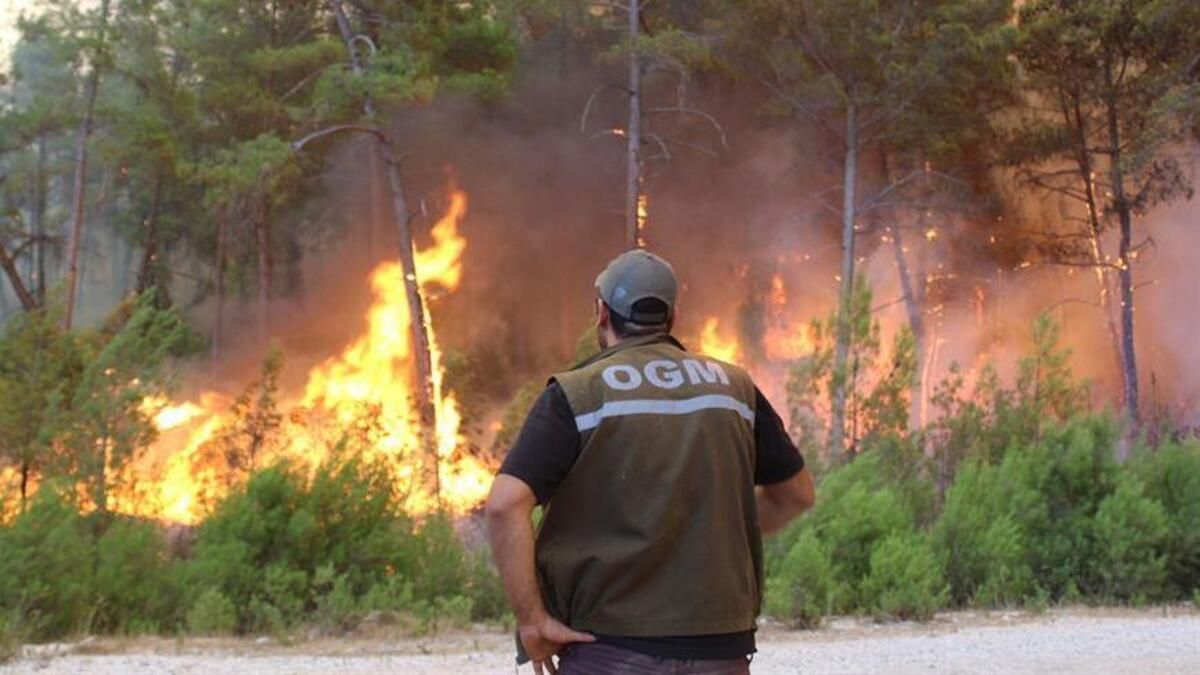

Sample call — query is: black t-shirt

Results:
[499,380,805,660]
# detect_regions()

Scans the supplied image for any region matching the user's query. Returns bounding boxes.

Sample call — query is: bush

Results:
[1130,442,1200,596]
[186,589,237,636]
[466,551,508,622]
[764,530,839,628]
[181,452,500,634]
[0,488,95,640]
[812,480,913,589]
[935,461,1033,607]
[861,532,948,620]
[94,519,177,634]
[1091,477,1169,602]
[312,565,358,631]
[0,611,22,664]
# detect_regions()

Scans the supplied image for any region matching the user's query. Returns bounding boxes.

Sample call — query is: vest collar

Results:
[567,333,687,372]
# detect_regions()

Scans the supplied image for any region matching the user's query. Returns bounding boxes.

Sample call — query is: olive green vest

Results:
[536,334,762,637]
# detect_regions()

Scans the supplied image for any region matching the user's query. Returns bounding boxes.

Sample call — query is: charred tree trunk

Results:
[366,144,381,264]
[624,0,643,250]
[829,102,858,459]
[63,0,111,330]
[0,242,37,311]
[880,149,925,430]
[33,135,47,305]
[890,223,924,429]
[1069,97,1126,407]
[211,216,227,376]
[20,461,30,514]
[135,176,165,297]
[1103,57,1140,428]
[255,207,272,346]
[327,0,440,505]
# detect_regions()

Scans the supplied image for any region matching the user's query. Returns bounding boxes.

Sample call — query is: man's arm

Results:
[756,466,815,534]
[751,387,815,533]
[485,474,594,672]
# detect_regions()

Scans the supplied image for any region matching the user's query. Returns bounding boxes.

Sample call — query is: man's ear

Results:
[665,308,676,334]
[596,300,611,330]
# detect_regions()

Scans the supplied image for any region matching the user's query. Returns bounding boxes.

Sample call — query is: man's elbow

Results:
[484,475,535,526]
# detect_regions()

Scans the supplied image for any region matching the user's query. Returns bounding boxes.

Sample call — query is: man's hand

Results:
[486,475,595,673]
[519,614,596,674]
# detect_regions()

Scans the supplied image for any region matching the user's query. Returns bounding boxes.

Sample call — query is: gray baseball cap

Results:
[595,249,678,324]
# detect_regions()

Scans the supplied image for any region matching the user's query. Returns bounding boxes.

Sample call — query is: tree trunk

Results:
[63,0,111,330]
[0,242,37,311]
[624,0,643,250]
[135,176,165,296]
[1103,57,1140,427]
[328,0,440,505]
[20,461,30,514]
[366,144,381,265]
[1069,97,1126,406]
[211,217,227,376]
[380,142,440,506]
[32,135,47,305]
[890,223,924,429]
[880,149,924,430]
[829,102,858,459]
[256,209,272,346]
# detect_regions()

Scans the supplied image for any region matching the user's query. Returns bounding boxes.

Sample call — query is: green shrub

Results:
[861,532,948,620]
[1130,442,1200,597]
[427,595,473,631]
[764,530,839,628]
[972,517,1034,607]
[0,611,23,664]
[183,452,491,633]
[253,563,308,630]
[466,551,508,622]
[0,488,95,639]
[186,589,236,636]
[935,461,1033,606]
[312,565,359,631]
[992,416,1121,600]
[359,576,416,613]
[408,515,470,603]
[1091,477,1169,601]
[812,480,913,588]
[94,519,177,633]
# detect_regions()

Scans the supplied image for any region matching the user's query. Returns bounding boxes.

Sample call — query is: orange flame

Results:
[698,317,739,362]
[120,187,491,523]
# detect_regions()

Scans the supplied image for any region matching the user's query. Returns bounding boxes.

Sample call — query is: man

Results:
[486,250,815,675]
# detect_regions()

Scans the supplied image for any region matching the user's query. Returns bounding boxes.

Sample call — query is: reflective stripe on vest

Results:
[573,394,756,433]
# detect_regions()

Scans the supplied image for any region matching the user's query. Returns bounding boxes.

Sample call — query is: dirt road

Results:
[4,607,1197,674]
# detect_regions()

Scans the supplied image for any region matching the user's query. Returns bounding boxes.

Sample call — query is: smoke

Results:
[175,55,1200,436]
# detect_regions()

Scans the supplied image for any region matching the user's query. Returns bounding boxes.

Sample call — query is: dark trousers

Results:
[558,642,752,674]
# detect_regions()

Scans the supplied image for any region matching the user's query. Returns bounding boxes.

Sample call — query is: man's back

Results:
[537,334,762,636]
[485,249,813,674]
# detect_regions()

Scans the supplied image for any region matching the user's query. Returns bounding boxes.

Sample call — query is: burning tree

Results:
[46,296,191,517]
[736,0,1016,459]
[580,1,726,249]
[1009,0,1200,426]
[0,306,83,512]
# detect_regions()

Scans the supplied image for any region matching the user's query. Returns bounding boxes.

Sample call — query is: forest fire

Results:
[122,188,493,524]
[699,317,740,362]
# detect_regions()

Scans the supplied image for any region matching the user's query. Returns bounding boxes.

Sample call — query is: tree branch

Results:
[0,241,36,311]
[580,83,633,133]
[291,124,387,152]
[643,106,728,148]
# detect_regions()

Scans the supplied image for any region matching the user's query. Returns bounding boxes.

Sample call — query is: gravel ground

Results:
[4,607,1198,674]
